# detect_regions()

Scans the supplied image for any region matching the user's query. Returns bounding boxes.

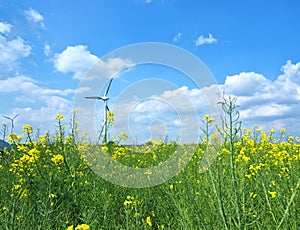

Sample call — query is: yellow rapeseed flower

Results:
[56,114,64,120]
[7,134,19,142]
[208,117,215,123]
[38,136,47,143]
[75,223,90,230]
[146,216,152,227]
[249,192,257,198]
[51,154,64,165]
[102,145,109,152]
[49,193,57,198]
[144,169,152,175]
[124,200,133,206]
[107,111,114,124]
[280,128,286,134]
[268,191,277,198]
[67,225,74,230]
[22,124,33,134]
[119,132,128,141]
[14,184,21,190]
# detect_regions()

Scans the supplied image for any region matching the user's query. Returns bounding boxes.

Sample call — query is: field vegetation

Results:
[0,98,299,229]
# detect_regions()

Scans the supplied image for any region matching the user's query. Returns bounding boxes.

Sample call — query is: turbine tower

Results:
[85,78,113,144]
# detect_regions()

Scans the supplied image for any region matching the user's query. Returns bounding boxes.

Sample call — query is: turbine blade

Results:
[85,96,102,100]
[106,105,110,112]
[104,78,113,97]
[3,116,11,120]
[13,114,19,120]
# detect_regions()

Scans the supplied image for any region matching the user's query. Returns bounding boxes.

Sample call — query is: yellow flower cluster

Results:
[107,111,114,124]
[203,114,215,123]
[22,124,33,134]
[124,195,135,206]
[51,154,64,165]
[56,114,64,120]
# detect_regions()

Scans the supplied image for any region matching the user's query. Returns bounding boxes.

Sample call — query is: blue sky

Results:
[1,0,300,143]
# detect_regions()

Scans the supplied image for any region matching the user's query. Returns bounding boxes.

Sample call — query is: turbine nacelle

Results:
[101,96,109,101]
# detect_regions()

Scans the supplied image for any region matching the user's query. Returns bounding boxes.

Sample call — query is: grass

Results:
[0,105,299,229]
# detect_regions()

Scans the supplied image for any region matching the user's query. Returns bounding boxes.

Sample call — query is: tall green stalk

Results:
[219,95,242,229]
[201,114,229,229]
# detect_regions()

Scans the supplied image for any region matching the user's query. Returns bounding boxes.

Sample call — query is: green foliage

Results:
[0,107,299,229]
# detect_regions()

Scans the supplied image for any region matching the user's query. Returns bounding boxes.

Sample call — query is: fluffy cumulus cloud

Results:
[0,22,31,72]
[111,85,217,143]
[54,45,133,80]
[223,72,270,96]
[222,60,300,134]
[54,45,99,79]
[110,60,300,143]
[195,33,217,46]
[0,75,74,134]
[0,21,12,34]
[278,60,300,84]
[0,95,72,134]
[24,8,45,28]
[2,49,299,142]
[0,75,74,96]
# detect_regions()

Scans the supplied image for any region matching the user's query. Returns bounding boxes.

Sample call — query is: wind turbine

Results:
[85,78,113,144]
[3,113,19,134]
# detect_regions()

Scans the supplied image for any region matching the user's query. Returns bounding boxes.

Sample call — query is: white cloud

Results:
[3,57,299,143]
[110,85,213,143]
[43,43,51,57]
[240,103,291,119]
[0,75,74,97]
[278,60,300,84]
[195,33,217,46]
[4,95,72,133]
[76,86,91,94]
[0,75,74,135]
[224,72,270,96]
[54,45,133,80]
[222,60,300,134]
[110,60,300,143]
[173,32,182,42]
[53,45,99,79]
[0,21,12,34]
[24,8,45,28]
[0,31,31,72]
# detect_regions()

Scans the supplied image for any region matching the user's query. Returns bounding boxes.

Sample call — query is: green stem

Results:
[229,102,241,229]
[262,182,277,224]
[276,178,300,229]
